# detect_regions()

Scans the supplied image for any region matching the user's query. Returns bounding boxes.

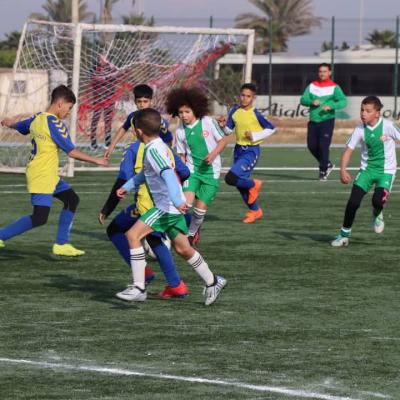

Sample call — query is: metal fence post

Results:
[268,18,272,112]
[331,16,335,79]
[394,15,399,119]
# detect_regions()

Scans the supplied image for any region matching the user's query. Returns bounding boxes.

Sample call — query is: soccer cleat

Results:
[116,285,147,302]
[145,265,155,284]
[52,243,85,257]
[188,227,201,247]
[373,212,385,234]
[90,138,98,151]
[319,171,327,181]
[0,240,5,248]
[326,163,335,178]
[159,280,188,299]
[330,235,349,247]
[204,275,227,306]
[243,208,263,224]
[248,179,263,204]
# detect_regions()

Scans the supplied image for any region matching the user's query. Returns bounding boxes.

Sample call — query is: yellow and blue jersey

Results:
[226,106,275,146]
[15,112,75,194]
[118,140,189,216]
[122,111,173,145]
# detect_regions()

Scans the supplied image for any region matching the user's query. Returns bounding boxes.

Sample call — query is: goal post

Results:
[0,20,255,176]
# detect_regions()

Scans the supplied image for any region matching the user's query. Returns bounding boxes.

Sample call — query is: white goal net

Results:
[0,20,254,175]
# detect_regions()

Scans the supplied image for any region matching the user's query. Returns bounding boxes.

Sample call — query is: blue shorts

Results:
[113,203,163,239]
[230,144,260,179]
[31,179,72,207]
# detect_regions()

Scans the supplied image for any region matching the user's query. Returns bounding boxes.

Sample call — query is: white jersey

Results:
[347,118,400,173]
[175,116,224,179]
[143,137,186,214]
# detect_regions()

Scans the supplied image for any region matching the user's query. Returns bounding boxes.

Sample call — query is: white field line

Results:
[0,357,364,400]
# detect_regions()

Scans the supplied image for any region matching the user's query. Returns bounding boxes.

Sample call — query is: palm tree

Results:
[366,30,396,48]
[121,13,154,26]
[30,0,94,22]
[235,0,321,53]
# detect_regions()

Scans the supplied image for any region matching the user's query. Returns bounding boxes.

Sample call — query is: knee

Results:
[106,220,123,239]
[372,189,388,208]
[31,207,49,227]
[67,191,80,212]
[225,171,238,186]
[146,234,162,250]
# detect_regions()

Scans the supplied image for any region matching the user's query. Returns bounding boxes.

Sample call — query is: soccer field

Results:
[0,146,399,400]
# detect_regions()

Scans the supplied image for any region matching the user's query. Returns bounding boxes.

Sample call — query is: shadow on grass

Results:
[263,172,316,181]
[71,229,108,242]
[274,230,336,242]
[0,248,54,262]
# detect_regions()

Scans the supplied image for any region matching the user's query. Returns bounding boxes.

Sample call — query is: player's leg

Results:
[307,121,320,173]
[332,182,368,247]
[371,173,394,233]
[317,119,335,181]
[103,105,115,148]
[172,231,226,306]
[90,108,101,150]
[0,190,54,247]
[145,233,188,298]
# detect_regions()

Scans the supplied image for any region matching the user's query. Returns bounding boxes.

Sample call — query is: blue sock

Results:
[238,188,259,210]
[152,243,181,288]
[110,232,131,267]
[56,209,75,245]
[236,177,254,190]
[0,215,33,241]
[184,213,192,228]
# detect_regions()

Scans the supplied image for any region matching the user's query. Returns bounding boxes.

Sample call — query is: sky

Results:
[0,0,399,53]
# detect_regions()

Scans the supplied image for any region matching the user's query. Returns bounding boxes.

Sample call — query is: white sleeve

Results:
[147,145,173,176]
[175,126,186,154]
[387,121,400,141]
[251,127,276,142]
[346,126,363,149]
[208,117,225,142]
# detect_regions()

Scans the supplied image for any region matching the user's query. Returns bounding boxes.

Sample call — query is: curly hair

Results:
[165,87,209,119]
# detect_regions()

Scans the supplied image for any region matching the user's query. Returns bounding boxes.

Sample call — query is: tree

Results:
[235,0,321,53]
[320,41,350,52]
[30,0,94,22]
[0,31,21,67]
[366,29,396,48]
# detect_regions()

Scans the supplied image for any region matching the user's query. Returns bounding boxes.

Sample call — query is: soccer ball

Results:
[142,236,172,260]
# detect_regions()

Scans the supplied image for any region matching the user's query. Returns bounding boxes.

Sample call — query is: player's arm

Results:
[246,111,276,142]
[324,86,348,111]
[117,171,145,199]
[1,116,35,135]
[104,126,127,159]
[161,168,187,213]
[222,106,238,135]
[175,126,187,164]
[340,147,353,184]
[300,85,313,107]
[68,148,108,166]
[172,150,190,182]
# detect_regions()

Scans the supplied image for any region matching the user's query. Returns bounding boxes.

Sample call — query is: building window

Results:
[11,80,27,95]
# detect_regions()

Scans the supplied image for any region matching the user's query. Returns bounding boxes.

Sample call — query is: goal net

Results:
[0,20,254,175]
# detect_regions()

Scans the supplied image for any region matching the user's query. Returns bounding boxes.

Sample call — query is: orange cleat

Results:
[247,179,263,204]
[242,208,263,224]
[159,280,188,299]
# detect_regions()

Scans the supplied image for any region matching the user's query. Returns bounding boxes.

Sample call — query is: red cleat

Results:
[243,208,263,224]
[188,226,201,246]
[248,179,263,204]
[159,280,188,299]
[145,265,155,284]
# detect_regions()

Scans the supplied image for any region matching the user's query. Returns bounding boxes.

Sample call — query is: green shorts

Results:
[140,207,188,240]
[354,169,395,193]
[183,173,219,206]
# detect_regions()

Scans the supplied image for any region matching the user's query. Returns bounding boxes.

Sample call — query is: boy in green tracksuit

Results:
[331,96,400,247]
[300,63,347,180]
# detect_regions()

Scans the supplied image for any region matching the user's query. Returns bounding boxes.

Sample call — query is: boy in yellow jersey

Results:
[0,85,107,255]
[219,83,275,223]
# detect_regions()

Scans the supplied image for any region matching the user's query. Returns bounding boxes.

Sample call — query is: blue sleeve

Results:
[226,105,239,130]
[160,118,173,144]
[48,116,75,153]
[122,111,136,131]
[254,109,275,130]
[14,116,35,135]
[161,168,184,207]
[117,142,138,180]
[122,170,145,192]
[173,150,190,182]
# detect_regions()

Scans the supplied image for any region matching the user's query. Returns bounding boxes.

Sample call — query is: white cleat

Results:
[331,235,349,247]
[373,212,385,234]
[326,163,335,178]
[116,285,147,302]
[204,275,227,306]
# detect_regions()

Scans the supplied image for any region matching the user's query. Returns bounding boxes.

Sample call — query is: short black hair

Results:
[134,84,153,99]
[135,108,161,136]
[166,87,209,119]
[318,62,331,71]
[361,96,383,111]
[240,83,257,93]
[51,85,76,104]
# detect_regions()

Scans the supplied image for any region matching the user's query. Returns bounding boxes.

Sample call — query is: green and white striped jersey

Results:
[175,116,225,179]
[347,118,400,173]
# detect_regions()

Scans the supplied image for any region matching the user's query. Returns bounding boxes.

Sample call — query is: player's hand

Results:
[244,131,253,141]
[217,115,226,128]
[205,151,217,165]
[322,105,331,111]
[96,157,109,167]
[104,145,114,160]
[98,212,106,225]
[312,100,320,106]
[176,202,188,214]
[1,118,14,128]
[117,188,127,199]
[340,170,352,184]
